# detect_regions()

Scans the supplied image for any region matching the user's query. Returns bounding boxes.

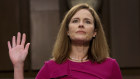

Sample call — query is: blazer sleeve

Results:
[110,59,123,79]
[35,62,51,79]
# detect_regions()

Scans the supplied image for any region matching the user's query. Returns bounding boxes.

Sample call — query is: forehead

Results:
[71,9,93,20]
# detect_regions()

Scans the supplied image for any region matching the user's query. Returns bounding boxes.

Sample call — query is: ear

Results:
[67,31,69,36]
[93,31,97,37]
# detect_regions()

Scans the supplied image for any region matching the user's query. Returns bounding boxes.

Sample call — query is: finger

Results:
[17,32,21,45]
[8,41,12,50]
[25,43,30,51]
[21,33,26,46]
[12,36,16,47]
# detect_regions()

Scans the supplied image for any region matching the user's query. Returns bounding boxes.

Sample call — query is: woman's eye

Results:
[72,19,78,23]
[86,20,91,24]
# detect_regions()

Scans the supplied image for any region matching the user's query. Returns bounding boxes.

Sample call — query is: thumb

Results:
[25,43,30,51]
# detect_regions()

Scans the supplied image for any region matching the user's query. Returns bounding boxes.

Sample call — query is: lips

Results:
[76,30,86,33]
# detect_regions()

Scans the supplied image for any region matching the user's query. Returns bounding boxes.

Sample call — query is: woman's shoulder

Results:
[107,57,115,60]
[44,59,68,68]
[44,59,56,65]
[44,59,58,68]
[104,58,122,78]
[101,57,120,67]
[104,57,118,63]
[41,59,69,78]
[36,59,69,79]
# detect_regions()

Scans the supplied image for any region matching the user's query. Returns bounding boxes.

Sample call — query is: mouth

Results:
[76,30,86,33]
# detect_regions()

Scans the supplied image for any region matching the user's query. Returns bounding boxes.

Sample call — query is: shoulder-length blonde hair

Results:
[52,3,109,64]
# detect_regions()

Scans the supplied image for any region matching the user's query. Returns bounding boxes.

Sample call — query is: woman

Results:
[8,3,122,79]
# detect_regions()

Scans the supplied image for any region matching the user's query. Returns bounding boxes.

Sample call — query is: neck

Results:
[69,40,90,62]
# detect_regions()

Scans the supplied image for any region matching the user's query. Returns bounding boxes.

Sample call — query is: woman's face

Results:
[68,9,96,42]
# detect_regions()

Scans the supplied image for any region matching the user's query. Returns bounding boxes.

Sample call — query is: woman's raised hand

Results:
[8,32,30,67]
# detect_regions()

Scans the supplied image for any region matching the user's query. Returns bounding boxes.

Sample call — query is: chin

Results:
[73,37,89,42]
[70,35,92,42]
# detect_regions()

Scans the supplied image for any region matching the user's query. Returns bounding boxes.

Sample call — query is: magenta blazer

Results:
[35,58,123,79]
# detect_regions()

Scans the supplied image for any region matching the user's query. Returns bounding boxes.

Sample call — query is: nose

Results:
[79,21,84,28]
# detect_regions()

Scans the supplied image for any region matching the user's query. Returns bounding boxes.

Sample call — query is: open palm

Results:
[8,32,30,66]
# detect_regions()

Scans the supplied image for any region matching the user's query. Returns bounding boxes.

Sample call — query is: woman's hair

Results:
[52,3,110,64]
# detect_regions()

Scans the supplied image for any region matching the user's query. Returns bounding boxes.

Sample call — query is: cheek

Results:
[87,26,94,32]
[68,24,76,34]
[86,27,95,37]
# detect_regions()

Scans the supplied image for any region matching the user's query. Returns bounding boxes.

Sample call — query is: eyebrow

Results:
[84,18,93,21]
[72,18,79,20]
[72,17,93,21]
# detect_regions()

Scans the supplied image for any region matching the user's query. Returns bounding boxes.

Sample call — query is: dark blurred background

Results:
[0,0,140,79]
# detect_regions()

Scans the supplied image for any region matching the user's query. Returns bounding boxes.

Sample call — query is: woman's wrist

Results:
[13,63,24,79]
[13,63,24,69]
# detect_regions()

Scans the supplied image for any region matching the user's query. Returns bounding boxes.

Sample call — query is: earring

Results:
[93,36,96,39]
